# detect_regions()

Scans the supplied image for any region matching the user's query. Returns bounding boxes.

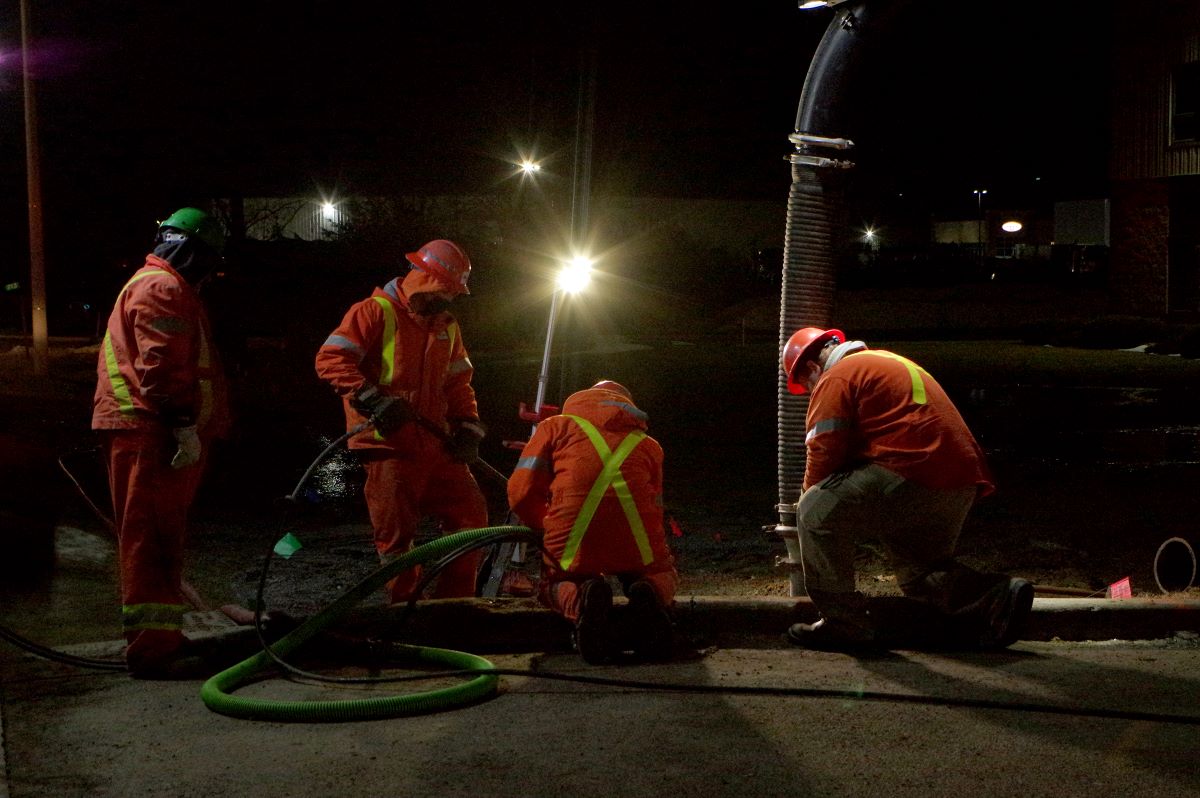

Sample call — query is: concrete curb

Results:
[49,595,1200,668]
[328,595,1200,651]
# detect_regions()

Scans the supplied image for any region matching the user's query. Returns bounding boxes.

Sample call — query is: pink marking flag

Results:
[1107,576,1132,600]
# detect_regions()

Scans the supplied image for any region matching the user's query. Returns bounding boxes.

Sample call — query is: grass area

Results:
[884,339,1200,390]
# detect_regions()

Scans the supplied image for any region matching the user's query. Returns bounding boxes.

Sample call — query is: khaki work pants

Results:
[797,464,1001,623]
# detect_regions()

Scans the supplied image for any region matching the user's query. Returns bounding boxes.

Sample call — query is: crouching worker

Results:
[781,327,1034,652]
[508,381,678,664]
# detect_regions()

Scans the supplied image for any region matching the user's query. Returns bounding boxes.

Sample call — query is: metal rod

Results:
[533,289,563,416]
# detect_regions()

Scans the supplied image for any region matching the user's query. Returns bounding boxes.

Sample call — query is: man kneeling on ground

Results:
[781,327,1034,651]
[508,381,679,664]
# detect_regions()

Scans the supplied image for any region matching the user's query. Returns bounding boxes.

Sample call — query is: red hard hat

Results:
[405,239,472,295]
[782,327,845,395]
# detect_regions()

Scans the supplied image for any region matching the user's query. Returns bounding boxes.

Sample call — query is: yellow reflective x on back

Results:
[558,414,653,571]
[103,269,169,416]
[846,350,931,405]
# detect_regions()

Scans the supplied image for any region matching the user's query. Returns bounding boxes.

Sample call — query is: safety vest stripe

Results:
[558,415,653,570]
[372,297,397,386]
[121,602,187,631]
[515,455,549,472]
[371,297,398,441]
[322,334,364,358]
[103,269,170,416]
[448,357,472,375]
[805,417,849,444]
[845,350,929,405]
[599,400,648,423]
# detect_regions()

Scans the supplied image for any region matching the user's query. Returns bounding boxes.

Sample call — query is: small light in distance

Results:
[1001,220,1023,233]
[557,256,593,294]
[862,228,876,242]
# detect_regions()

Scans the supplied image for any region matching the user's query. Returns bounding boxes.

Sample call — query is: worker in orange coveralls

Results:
[508,380,678,664]
[780,327,1033,652]
[315,239,488,603]
[92,207,231,678]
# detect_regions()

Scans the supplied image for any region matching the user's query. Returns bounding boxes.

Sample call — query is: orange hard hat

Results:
[782,327,844,395]
[592,380,632,399]
[405,239,472,295]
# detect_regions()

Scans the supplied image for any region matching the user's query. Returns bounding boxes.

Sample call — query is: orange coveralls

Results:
[800,348,997,612]
[507,386,678,621]
[91,255,230,672]
[314,269,486,601]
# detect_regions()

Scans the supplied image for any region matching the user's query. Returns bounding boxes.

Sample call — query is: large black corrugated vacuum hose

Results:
[778,0,913,508]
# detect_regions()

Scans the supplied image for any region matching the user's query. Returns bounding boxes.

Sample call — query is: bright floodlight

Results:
[557,257,593,294]
[520,160,541,176]
[1002,220,1023,233]
[800,0,850,8]
[863,228,876,241]
[321,202,336,218]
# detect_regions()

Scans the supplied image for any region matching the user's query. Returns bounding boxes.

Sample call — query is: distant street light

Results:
[973,188,988,261]
[520,159,541,177]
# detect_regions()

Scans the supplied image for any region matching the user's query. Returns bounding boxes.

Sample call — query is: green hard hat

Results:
[159,207,225,254]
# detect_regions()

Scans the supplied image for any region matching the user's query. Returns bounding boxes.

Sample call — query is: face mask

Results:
[417,296,453,316]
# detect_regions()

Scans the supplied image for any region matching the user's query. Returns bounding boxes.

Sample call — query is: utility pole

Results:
[21,0,49,377]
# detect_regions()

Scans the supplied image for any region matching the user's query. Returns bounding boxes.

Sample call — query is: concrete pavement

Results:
[2,609,1198,798]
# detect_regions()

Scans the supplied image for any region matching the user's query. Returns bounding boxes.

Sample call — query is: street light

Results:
[973,188,988,261]
[533,255,593,416]
[490,254,593,597]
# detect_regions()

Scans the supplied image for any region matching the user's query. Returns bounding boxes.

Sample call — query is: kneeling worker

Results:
[508,381,678,664]
[781,327,1034,651]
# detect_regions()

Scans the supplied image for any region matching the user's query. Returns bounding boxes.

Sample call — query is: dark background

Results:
[0,0,1112,303]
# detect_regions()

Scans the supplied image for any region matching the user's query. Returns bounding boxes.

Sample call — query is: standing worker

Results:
[508,380,678,664]
[780,327,1033,651]
[92,207,231,678]
[315,239,488,602]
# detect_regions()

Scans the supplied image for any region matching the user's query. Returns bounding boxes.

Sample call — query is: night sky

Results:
[0,1,1113,289]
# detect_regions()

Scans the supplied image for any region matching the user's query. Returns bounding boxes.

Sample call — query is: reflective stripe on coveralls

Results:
[103,269,167,416]
[806,351,932,445]
[369,296,463,440]
[102,268,219,426]
[122,601,187,633]
[558,414,654,571]
[844,350,931,405]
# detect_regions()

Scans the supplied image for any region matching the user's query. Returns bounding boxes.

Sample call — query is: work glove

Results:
[351,384,416,436]
[446,421,485,464]
[170,425,202,469]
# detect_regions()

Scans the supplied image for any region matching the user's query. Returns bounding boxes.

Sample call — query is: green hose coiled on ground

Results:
[201,526,527,722]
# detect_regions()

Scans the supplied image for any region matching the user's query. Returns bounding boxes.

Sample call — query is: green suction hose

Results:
[201,525,528,722]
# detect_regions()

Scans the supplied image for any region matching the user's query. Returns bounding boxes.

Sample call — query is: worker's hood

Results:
[152,234,220,286]
[376,276,454,329]
[401,267,450,298]
[561,386,649,433]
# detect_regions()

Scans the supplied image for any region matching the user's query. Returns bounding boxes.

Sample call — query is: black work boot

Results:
[625,579,674,661]
[790,589,881,651]
[979,578,1034,649]
[574,579,615,665]
[786,618,882,651]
